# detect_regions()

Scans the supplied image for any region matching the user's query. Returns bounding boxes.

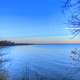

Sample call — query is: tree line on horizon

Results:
[0,40,15,46]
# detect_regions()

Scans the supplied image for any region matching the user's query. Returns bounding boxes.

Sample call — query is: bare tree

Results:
[64,0,80,37]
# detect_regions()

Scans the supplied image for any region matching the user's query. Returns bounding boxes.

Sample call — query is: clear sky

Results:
[0,0,79,42]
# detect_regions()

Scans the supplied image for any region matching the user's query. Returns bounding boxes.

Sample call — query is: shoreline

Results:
[0,43,80,46]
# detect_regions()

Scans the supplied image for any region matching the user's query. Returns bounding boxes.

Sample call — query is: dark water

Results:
[1,44,80,80]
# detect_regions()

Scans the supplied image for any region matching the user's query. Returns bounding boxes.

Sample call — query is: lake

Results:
[0,44,80,80]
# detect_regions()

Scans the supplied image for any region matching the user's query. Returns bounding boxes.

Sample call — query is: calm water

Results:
[1,44,80,80]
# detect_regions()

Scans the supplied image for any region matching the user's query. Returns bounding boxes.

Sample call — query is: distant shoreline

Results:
[0,40,80,46]
[0,43,80,46]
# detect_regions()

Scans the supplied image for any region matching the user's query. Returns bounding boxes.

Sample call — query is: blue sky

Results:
[0,0,75,41]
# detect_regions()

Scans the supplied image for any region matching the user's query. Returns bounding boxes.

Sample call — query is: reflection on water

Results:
[0,47,10,80]
[62,48,80,80]
[70,48,80,61]
[1,45,80,80]
[20,65,57,80]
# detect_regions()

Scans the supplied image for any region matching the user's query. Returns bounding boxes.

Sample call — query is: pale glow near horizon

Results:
[1,35,80,43]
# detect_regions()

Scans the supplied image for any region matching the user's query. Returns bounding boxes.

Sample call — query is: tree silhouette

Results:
[0,41,15,46]
[64,0,80,37]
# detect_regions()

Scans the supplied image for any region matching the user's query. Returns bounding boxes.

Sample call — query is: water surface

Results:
[1,44,80,80]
